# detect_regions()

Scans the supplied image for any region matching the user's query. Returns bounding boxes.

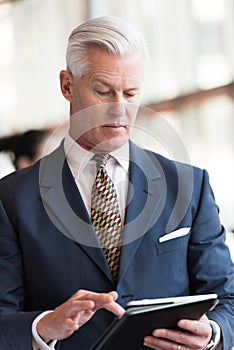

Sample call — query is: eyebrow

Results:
[93,78,111,88]
[93,77,140,91]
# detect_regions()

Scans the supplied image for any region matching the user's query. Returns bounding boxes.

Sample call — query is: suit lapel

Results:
[39,142,114,283]
[118,142,167,282]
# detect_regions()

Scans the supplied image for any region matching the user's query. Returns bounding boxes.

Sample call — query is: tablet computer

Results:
[91,294,218,350]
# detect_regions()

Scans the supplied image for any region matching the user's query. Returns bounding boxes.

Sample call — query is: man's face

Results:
[61,48,144,153]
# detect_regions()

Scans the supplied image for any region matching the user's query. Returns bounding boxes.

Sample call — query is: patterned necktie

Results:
[91,154,122,282]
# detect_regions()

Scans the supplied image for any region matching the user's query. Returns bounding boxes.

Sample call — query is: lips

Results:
[104,124,126,128]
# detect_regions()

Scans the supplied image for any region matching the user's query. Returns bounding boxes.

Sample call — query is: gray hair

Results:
[66,16,149,76]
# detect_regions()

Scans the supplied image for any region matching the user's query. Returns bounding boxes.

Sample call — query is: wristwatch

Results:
[203,322,217,350]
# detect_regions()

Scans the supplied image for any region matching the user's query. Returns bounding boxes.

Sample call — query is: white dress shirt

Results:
[32,133,130,350]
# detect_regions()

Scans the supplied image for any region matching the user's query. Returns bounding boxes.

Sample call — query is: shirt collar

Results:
[64,133,129,178]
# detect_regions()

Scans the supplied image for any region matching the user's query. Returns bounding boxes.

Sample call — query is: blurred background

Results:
[0,0,233,250]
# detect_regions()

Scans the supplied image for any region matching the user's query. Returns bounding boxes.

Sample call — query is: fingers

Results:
[37,299,96,342]
[144,316,212,350]
[37,289,124,343]
[101,297,125,316]
[70,289,124,316]
[70,289,118,303]
[177,315,211,337]
[58,299,95,320]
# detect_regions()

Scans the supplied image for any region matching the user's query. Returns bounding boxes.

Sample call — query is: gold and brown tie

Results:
[91,154,122,282]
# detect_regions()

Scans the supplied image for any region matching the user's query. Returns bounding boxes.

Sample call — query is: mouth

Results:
[103,124,126,128]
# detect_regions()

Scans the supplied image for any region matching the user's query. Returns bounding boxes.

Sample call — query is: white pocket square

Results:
[159,227,191,243]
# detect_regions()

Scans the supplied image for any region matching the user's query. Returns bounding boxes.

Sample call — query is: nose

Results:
[108,102,126,118]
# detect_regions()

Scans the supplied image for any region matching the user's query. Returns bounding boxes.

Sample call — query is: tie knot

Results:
[93,154,110,169]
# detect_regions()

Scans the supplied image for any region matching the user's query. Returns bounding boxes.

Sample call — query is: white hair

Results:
[66,16,149,76]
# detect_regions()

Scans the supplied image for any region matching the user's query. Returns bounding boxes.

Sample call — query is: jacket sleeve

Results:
[0,199,41,350]
[188,170,234,350]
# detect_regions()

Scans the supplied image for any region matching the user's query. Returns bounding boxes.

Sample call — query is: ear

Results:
[60,70,74,102]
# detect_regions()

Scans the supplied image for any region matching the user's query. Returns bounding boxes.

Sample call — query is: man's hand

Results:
[144,315,212,350]
[37,289,124,343]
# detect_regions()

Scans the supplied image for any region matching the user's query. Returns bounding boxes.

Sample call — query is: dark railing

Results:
[146,81,234,112]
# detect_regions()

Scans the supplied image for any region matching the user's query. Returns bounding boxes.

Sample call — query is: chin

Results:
[92,137,128,153]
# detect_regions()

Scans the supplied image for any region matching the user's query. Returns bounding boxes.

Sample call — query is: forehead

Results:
[84,47,144,85]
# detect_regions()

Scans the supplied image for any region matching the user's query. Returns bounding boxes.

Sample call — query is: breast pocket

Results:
[156,228,191,255]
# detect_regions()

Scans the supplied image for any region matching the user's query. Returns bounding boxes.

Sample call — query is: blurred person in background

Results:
[0,16,234,350]
[0,129,51,171]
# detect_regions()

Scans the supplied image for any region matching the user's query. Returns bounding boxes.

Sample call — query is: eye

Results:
[96,90,110,96]
[124,92,135,98]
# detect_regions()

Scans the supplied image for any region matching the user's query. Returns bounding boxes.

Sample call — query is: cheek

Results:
[73,86,93,108]
[126,106,139,123]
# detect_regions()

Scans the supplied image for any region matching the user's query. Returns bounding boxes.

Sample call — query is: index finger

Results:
[71,289,117,303]
[101,299,125,316]
[70,290,124,316]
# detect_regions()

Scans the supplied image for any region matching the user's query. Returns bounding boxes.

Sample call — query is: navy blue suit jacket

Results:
[0,141,234,349]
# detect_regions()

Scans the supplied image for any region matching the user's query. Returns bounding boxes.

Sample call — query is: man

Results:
[0,16,234,350]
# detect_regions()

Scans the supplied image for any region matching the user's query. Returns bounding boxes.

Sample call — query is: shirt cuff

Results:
[32,311,57,350]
